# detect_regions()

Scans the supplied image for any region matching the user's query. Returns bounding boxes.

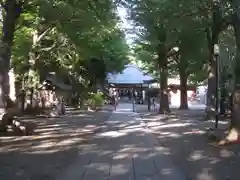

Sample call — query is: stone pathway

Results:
[136,104,240,180]
[0,108,112,180]
[56,103,187,180]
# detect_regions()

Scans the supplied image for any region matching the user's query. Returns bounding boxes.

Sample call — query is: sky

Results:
[117,6,134,45]
[117,6,143,66]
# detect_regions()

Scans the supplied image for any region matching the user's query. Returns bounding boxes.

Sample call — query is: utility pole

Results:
[214,44,220,128]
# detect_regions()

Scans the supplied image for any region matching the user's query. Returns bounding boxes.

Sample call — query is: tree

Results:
[204,0,232,119]
[127,0,180,113]
[0,0,24,120]
[0,0,129,120]
[218,0,240,145]
[174,29,207,109]
[127,0,210,112]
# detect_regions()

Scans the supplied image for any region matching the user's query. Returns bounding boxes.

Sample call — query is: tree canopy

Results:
[2,0,129,92]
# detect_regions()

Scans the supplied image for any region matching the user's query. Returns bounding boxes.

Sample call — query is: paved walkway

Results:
[0,109,112,180]
[136,104,240,180]
[56,103,187,180]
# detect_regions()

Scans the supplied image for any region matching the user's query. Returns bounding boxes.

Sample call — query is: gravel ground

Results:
[136,104,240,180]
[0,107,112,180]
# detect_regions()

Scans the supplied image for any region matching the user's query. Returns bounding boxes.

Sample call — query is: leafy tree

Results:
[127,0,210,111]
[220,0,240,145]
[0,0,24,120]
[0,0,129,120]
[126,0,179,113]
[201,0,232,119]
[174,29,207,109]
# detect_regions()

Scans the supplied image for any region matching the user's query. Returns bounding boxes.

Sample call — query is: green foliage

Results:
[87,92,105,108]
[12,27,32,77]
[7,0,129,92]
[126,0,212,83]
[188,70,208,85]
[3,0,235,102]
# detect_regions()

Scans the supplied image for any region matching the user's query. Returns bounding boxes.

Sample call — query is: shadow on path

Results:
[0,109,112,180]
[56,103,188,180]
[138,105,240,180]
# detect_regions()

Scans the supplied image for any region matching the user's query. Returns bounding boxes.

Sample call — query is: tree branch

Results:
[37,28,52,42]
[167,57,178,65]
[14,24,23,31]
[39,43,56,52]
[166,48,179,58]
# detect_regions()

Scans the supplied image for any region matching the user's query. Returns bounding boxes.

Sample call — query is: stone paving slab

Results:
[20,103,189,180]
[55,102,240,180]
[109,157,134,180]
[62,104,187,180]
[136,104,240,180]
[0,108,113,180]
[55,155,91,180]
[83,162,111,180]
[154,153,187,180]
[133,157,160,180]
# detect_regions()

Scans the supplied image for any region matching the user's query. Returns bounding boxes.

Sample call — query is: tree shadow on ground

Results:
[80,111,186,180]
[0,109,113,180]
[0,107,188,180]
[138,106,240,180]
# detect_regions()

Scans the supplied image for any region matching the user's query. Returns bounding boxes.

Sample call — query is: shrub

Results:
[87,92,104,108]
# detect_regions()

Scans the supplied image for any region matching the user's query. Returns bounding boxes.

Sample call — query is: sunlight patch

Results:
[161,168,172,175]
[75,113,91,117]
[158,123,193,129]
[113,153,130,160]
[160,132,171,135]
[98,131,126,138]
[188,150,204,161]
[220,149,234,158]
[26,149,59,154]
[147,121,164,128]
[121,127,142,133]
[57,139,78,146]
[31,140,56,150]
[209,157,220,164]
[183,129,205,135]
[168,133,181,138]
[111,164,129,175]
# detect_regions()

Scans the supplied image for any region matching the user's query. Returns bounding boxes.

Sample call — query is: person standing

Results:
[112,89,118,111]
[147,95,151,111]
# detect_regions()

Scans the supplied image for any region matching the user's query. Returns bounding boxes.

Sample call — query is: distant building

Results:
[107,64,153,85]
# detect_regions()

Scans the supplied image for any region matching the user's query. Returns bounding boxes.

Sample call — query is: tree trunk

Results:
[217,4,240,145]
[205,3,222,120]
[206,32,220,119]
[156,27,170,114]
[179,70,188,109]
[26,30,40,104]
[159,66,170,114]
[206,58,217,118]
[26,27,52,104]
[0,1,22,120]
